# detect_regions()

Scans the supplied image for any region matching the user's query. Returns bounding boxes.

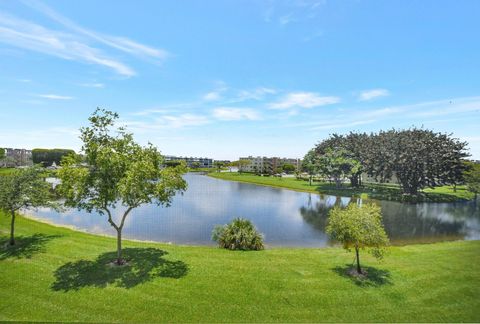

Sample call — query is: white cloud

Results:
[269,92,340,109]
[0,12,136,76]
[38,94,74,100]
[125,114,209,131]
[358,89,390,101]
[79,82,104,88]
[21,0,169,61]
[203,91,222,101]
[0,0,169,76]
[236,87,276,101]
[212,107,261,121]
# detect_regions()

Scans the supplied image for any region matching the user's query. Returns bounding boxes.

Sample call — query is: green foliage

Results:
[282,163,296,174]
[213,161,225,172]
[164,160,183,168]
[464,162,480,198]
[312,129,469,196]
[191,161,201,169]
[318,149,361,188]
[212,218,264,250]
[32,148,75,167]
[326,203,389,273]
[0,148,5,160]
[0,166,56,245]
[58,108,187,264]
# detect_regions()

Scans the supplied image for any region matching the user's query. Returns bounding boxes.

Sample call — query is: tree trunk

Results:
[116,229,123,265]
[9,209,16,246]
[309,175,312,186]
[355,245,361,274]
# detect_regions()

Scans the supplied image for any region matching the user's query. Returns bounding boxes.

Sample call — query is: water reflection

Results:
[25,173,480,247]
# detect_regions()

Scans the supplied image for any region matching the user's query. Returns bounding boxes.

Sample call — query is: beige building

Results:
[239,156,301,174]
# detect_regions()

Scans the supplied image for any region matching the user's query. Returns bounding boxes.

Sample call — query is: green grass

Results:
[0,213,479,322]
[208,172,475,202]
[0,168,15,176]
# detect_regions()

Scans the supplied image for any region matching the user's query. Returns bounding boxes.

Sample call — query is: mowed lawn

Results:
[0,214,479,322]
[208,172,475,202]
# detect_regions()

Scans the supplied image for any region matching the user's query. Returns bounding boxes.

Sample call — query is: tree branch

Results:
[119,206,134,230]
[103,206,119,231]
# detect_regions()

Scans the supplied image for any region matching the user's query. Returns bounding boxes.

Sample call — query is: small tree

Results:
[282,163,296,174]
[191,161,201,169]
[237,159,250,173]
[302,149,318,185]
[0,166,55,245]
[213,161,225,172]
[465,162,480,200]
[58,109,187,265]
[326,203,389,274]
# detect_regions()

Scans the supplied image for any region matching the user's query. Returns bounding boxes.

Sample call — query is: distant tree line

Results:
[304,128,469,196]
[32,148,75,167]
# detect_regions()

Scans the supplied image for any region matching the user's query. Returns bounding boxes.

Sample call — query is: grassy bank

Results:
[208,172,474,202]
[0,213,479,322]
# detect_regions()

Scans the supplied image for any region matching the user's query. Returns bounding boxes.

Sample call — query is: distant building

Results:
[1,148,33,167]
[164,155,213,168]
[239,156,302,174]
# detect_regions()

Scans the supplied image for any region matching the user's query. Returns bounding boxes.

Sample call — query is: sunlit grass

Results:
[208,172,475,202]
[0,213,478,322]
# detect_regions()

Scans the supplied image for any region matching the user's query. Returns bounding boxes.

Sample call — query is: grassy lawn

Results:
[0,168,15,176]
[208,172,475,202]
[0,213,479,322]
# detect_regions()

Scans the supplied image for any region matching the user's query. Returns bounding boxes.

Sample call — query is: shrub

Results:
[212,218,264,250]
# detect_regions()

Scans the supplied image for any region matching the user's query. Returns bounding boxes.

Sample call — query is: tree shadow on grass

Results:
[51,247,188,291]
[332,264,393,287]
[0,234,62,260]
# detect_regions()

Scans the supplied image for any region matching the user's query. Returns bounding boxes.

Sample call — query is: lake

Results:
[27,173,480,247]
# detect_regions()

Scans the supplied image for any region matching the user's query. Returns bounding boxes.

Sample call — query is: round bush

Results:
[212,218,264,251]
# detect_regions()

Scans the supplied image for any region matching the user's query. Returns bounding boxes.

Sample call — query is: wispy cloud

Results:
[358,88,390,101]
[212,107,261,121]
[0,12,136,76]
[269,92,340,109]
[0,0,169,77]
[203,91,222,101]
[236,87,276,101]
[22,0,169,61]
[38,94,74,100]
[264,0,326,25]
[125,113,210,131]
[79,82,104,88]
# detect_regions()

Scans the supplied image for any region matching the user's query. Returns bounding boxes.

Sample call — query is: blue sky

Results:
[0,0,479,160]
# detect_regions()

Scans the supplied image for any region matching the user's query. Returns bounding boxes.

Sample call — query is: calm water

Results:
[26,173,480,247]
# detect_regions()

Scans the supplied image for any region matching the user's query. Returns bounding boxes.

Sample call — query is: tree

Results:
[32,148,75,167]
[464,162,480,200]
[376,129,468,195]
[0,148,5,160]
[58,109,187,265]
[191,161,201,169]
[213,161,225,172]
[318,149,361,188]
[228,161,239,172]
[326,203,389,274]
[282,163,296,174]
[302,149,319,185]
[0,166,55,245]
[164,160,183,168]
[237,159,250,173]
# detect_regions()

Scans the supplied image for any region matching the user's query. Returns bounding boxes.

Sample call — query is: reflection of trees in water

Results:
[300,194,475,244]
[375,201,467,242]
[300,195,355,233]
